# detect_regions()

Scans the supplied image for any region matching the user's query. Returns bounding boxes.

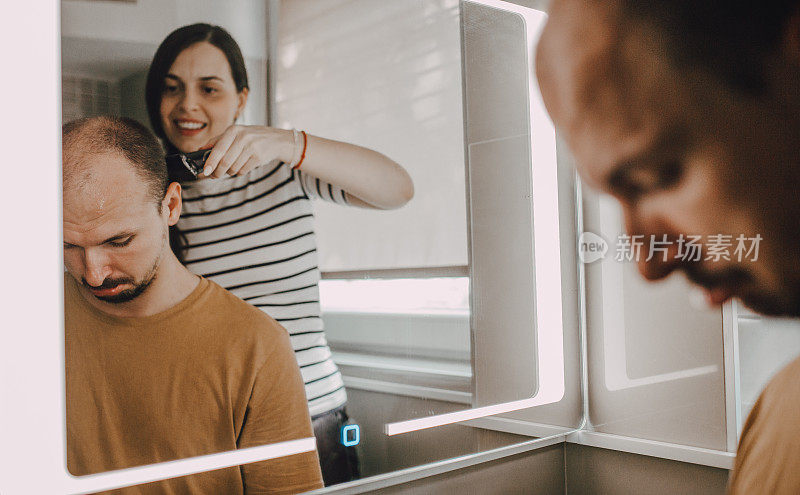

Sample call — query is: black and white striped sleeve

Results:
[293,169,350,205]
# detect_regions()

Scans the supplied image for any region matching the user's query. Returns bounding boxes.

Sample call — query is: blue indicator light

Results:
[341,424,360,447]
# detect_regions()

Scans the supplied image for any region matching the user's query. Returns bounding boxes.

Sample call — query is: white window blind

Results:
[274,0,467,272]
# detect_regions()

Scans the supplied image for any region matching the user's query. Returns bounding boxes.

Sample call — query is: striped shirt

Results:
[176,160,348,417]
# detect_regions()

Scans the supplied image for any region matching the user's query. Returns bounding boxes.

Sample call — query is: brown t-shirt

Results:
[65,274,323,494]
[729,355,800,494]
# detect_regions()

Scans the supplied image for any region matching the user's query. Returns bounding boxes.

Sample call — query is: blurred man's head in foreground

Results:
[537,0,800,316]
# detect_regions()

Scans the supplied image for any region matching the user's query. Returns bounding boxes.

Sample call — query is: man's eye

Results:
[203,86,218,95]
[627,162,683,196]
[109,237,133,248]
[656,161,683,189]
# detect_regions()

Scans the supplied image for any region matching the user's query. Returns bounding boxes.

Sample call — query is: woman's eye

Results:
[163,85,179,94]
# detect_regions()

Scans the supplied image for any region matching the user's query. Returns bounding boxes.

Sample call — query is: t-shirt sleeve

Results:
[728,393,762,494]
[727,355,800,494]
[237,327,323,494]
[293,168,350,205]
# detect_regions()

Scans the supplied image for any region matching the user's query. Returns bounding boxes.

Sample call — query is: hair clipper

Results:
[165,149,212,182]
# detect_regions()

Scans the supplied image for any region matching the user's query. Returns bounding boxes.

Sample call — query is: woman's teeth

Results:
[176,121,205,130]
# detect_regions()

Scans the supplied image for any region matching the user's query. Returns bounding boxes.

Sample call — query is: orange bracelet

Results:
[293,131,308,170]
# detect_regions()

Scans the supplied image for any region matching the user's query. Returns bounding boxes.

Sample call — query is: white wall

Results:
[62,74,120,123]
[61,0,267,58]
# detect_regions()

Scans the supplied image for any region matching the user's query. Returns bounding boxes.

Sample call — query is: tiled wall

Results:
[62,74,121,123]
[582,191,728,451]
[736,306,800,424]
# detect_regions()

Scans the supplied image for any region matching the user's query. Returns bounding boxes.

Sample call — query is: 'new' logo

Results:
[578,232,608,264]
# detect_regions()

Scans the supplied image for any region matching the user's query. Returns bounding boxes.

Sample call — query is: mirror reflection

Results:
[61,0,571,492]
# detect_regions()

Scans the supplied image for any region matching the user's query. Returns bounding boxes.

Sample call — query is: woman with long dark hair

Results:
[146,23,413,485]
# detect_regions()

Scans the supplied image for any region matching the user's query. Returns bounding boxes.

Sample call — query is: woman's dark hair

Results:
[169,225,189,264]
[146,23,249,262]
[145,23,250,142]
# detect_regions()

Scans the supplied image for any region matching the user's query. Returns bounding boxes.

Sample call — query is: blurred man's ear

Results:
[162,182,182,227]
[779,6,800,68]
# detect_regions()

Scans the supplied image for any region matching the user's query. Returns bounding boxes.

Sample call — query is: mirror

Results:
[60,0,581,492]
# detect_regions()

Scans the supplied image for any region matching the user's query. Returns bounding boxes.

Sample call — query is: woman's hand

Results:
[200,125,294,178]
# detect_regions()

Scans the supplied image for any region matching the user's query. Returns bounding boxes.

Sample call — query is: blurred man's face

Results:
[536,0,800,316]
[63,152,169,307]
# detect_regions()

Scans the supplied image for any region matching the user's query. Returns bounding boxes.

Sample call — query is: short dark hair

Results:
[619,0,800,95]
[62,116,168,205]
[145,23,249,143]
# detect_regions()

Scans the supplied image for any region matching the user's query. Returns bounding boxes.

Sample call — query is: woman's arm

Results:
[299,133,414,210]
[201,125,414,210]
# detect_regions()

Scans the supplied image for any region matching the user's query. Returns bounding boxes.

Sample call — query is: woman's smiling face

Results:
[159,41,247,153]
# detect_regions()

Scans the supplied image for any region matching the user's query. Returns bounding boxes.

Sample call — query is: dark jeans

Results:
[312,405,361,486]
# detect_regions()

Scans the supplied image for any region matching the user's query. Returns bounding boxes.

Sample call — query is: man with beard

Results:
[62,116,323,494]
[535,1,800,493]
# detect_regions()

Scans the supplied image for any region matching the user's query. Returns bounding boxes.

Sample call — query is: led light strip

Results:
[61,438,317,494]
[386,0,564,437]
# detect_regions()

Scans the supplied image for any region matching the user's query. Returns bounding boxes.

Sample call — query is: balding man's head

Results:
[63,116,168,207]
[62,117,184,309]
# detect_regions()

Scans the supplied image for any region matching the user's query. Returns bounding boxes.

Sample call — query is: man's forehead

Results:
[64,150,148,197]
[62,152,154,234]
[539,2,624,174]
[64,187,146,229]
[65,183,138,216]
[568,120,663,188]
[540,0,681,190]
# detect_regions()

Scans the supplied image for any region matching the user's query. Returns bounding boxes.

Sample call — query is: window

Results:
[321,278,472,404]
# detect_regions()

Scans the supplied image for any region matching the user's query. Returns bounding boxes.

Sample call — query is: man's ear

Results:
[162,182,182,226]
